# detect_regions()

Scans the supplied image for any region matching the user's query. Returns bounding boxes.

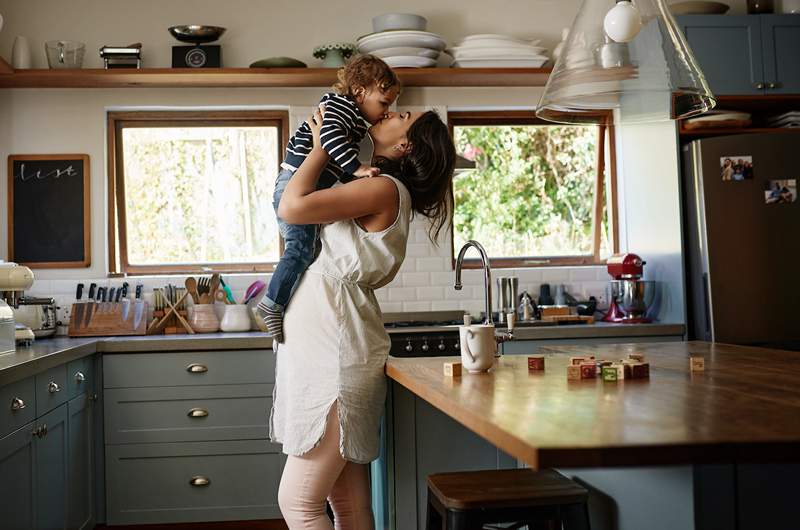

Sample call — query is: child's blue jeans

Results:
[261,168,337,311]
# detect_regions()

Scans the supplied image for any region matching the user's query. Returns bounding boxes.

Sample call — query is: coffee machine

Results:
[0,262,36,347]
[602,253,656,323]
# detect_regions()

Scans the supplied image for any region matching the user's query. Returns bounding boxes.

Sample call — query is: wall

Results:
[0,0,690,329]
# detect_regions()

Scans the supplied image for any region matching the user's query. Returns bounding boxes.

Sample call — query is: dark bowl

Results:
[168,25,227,44]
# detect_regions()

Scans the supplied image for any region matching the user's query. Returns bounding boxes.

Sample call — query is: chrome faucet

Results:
[454,240,493,325]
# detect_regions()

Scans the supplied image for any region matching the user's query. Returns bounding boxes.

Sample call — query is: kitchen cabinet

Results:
[0,421,37,530]
[103,349,282,525]
[0,354,99,530]
[677,15,800,95]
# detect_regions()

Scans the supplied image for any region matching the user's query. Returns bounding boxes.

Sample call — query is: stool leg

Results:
[426,487,445,530]
[560,502,591,530]
[446,509,484,530]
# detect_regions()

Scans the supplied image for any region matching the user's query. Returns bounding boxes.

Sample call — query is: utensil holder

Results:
[189,304,219,333]
[220,304,251,332]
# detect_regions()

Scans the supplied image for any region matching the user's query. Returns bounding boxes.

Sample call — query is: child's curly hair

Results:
[333,55,400,99]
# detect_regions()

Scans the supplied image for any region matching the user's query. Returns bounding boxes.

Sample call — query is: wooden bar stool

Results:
[426,468,590,530]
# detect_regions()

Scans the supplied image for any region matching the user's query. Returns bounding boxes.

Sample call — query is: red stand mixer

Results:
[602,253,656,323]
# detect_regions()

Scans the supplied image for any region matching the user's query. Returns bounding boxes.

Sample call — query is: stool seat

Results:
[428,469,588,510]
[425,469,591,530]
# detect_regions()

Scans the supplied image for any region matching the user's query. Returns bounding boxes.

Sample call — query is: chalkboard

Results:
[7,154,91,268]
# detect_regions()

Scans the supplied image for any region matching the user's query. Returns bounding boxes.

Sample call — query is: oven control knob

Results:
[405,341,413,353]
[421,341,430,352]
[454,342,460,351]
[438,341,446,351]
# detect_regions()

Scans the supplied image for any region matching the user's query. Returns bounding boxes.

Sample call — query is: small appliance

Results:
[602,253,655,323]
[0,262,36,345]
[100,43,142,69]
[13,297,57,338]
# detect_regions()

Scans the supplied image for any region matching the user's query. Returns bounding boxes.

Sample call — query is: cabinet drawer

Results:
[66,356,94,400]
[35,364,68,416]
[104,384,271,444]
[0,377,35,439]
[105,440,284,525]
[103,350,274,388]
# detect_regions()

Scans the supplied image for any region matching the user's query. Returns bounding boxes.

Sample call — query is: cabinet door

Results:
[0,422,37,530]
[68,393,94,530]
[677,15,765,95]
[36,404,68,530]
[760,15,800,94]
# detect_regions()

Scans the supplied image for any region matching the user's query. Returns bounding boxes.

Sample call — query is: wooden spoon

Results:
[209,273,220,301]
[185,277,200,304]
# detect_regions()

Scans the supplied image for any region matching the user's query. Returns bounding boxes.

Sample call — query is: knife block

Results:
[68,301,148,337]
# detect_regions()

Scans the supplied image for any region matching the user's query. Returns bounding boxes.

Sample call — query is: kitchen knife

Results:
[73,283,85,330]
[114,287,123,302]
[108,287,116,304]
[133,283,145,329]
[120,281,132,321]
[83,282,97,328]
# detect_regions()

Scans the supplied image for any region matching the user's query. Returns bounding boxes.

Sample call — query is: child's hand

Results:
[307,104,326,151]
[353,164,380,178]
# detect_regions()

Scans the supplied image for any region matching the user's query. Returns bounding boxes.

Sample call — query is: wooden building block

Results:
[443,361,462,377]
[570,356,595,366]
[527,356,545,371]
[629,352,645,362]
[631,363,650,379]
[690,357,705,372]
[567,365,582,380]
[602,366,618,382]
[612,363,627,380]
[580,363,597,379]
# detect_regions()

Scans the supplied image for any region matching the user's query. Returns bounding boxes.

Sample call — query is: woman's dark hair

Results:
[374,111,456,243]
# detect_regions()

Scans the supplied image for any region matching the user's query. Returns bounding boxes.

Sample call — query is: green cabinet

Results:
[0,354,99,530]
[677,15,800,95]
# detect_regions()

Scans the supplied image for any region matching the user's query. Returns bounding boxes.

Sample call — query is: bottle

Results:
[518,291,535,322]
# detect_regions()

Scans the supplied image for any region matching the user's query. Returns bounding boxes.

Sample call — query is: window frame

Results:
[107,110,289,275]
[448,110,619,269]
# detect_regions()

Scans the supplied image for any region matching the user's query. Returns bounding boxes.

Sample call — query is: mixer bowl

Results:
[168,25,227,44]
[615,280,656,320]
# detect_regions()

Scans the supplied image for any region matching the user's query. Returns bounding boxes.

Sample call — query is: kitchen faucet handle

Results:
[506,313,516,331]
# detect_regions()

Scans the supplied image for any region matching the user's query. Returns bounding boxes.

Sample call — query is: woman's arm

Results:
[277,106,398,226]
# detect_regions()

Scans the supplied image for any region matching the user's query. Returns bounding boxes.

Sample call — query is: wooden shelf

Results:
[0,67,552,89]
[679,126,800,138]
[0,57,12,75]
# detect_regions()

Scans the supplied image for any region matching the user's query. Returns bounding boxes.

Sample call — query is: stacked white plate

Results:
[447,34,549,68]
[357,30,446,68]
[767,111,800,128]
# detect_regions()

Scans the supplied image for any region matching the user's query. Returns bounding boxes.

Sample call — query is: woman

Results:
[270,105,456,529]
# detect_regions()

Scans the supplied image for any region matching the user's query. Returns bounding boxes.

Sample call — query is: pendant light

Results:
[536,0,716,125]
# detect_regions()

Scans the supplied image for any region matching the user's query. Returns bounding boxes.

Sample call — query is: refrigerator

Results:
[682,132,800,350]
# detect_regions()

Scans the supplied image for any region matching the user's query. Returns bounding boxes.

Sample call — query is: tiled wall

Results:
[26,216,609,331]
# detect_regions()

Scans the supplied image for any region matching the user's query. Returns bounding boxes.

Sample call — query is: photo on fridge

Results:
[720,156,754,181]
[764,179,797,204]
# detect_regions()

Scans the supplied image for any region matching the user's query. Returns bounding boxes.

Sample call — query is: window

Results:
[108,111,288,274]
[449,111,618,268]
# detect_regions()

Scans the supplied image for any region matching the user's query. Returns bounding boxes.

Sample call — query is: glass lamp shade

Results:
[536,0,716,125]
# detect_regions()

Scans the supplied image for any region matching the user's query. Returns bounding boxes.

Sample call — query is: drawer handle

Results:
[48,382,61,394]
[74,371,86,383]
[755,82,765,89]
[10,397,26,411]
[187,407,209,418]
[186,363,208,374]
[189,476,210,487]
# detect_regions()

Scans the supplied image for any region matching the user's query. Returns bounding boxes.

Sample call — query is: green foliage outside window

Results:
[453,124,609,259]
[122,126,280,266]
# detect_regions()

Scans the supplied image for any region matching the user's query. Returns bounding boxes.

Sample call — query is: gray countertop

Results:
[0,322,684,387]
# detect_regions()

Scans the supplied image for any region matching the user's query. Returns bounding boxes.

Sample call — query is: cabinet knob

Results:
[187,407,209,418]
[755,82,765,89]
[186,363,208,373]
[10,397,26,411]
[74,371,86,383]
[48,382,61,394]
[89,393,99,402]
[189,475,210,487]
[31,426,40,438]
[767,82,777,89]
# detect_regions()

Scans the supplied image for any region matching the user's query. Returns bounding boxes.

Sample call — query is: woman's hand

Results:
[307,104,325,152]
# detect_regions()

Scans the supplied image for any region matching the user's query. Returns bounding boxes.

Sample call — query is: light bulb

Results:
[603,1,642,43]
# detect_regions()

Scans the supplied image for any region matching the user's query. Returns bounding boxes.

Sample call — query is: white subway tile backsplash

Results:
[388,287,417,302]
[418,286,443,301]
[569,268,602,282]
[430,271,454,286]
[431,300,459,311]
[416,257,445,272]
[406,243,432,258]
[374,289,388,302]
[541,269,570,282]
[379,301,404,313]
[402,301,431,312]
[402,272,430,287]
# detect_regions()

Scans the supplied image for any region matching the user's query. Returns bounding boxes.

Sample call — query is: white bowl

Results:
[357,30,447,54]
[382,55,437,68]
[372,13,427,32]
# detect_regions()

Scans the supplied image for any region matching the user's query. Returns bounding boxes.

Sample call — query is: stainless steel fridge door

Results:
[684,132,800,346]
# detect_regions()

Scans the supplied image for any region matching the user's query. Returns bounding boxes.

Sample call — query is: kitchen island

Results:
[385,341,800,530]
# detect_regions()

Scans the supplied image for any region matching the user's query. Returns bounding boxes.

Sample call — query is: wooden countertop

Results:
[385,341,800,469]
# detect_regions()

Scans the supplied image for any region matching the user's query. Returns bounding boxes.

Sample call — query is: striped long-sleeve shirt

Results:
[282,93,369,181]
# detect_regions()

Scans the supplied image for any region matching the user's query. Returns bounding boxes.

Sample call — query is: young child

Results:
[257,55,400,342]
